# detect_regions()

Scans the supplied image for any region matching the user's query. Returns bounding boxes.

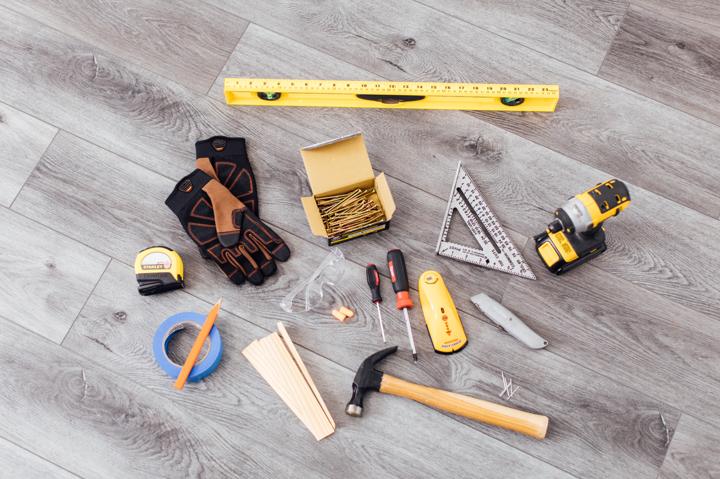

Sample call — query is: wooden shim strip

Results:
[243,333,334,440]
[261,335,334,441]
[244,336,316,435]
[255,335,312,424]
[277,322,335,429]
[264,334,334,440]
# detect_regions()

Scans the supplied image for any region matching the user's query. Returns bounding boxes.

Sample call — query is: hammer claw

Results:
[346,346,398,417]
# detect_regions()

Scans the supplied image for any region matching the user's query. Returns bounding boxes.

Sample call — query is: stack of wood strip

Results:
[242,322,335,440]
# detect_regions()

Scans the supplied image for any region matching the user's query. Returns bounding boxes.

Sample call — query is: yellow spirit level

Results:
[534,180,631,274]
[224,78,559,111]
[134,246,184,295]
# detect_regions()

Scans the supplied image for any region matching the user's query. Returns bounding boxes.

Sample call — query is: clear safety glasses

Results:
[280,248,345,313]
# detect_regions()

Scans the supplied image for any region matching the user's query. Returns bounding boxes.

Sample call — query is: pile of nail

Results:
[317,187,385,237]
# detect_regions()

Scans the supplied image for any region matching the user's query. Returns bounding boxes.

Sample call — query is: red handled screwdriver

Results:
[387,249,417,362]
[366,264,387,342]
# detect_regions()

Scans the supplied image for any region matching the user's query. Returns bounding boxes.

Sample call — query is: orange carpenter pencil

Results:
[175,299,222,390]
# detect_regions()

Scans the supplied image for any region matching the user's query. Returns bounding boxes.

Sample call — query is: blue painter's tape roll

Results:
[153,311,223,382]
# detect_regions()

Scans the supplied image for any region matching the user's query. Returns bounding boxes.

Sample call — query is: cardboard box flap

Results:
[301,132,374,195]
[375,173,396,219]
[301,196,327,236]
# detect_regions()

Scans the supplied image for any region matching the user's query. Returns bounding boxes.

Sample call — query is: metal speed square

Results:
[435,162,535,280]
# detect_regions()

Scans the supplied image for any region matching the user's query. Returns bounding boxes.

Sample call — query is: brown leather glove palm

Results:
[195,136,259,216]
[166,170,290,285]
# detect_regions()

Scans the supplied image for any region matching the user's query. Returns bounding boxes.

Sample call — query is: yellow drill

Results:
[534,180,631,274]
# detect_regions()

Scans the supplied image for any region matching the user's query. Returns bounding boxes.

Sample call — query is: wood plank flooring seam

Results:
[3,97,535,263]
[0,311,292,477]
[594,3,630,75]
[7,129,58,209]
[18,126,668,476]
[0,4,172,94]
[176,259,677,479]
[204,21,251,96]
[59,258,112,346]
[595,7,720,132]
[654,412,720,479]
[0,204,112,343]
[629,1,720,36]
[0,20,698,468]
[498,236,534,306]
[0,1,248,96]
[666,411,720,447]
[0,434,84,479]
[597,80,720,132]
[655,413,680,476]
[5,204,114,281]
[212,18,720,225]
[0,4,708,475]
[409,0,629,74]
[53,275,575,478]
[17,125,698,453]
[210,9,720,215]
[0,100,191,205]
[5,8,717,236]
[26,130,688,455]
[597,1,720,127]
[377,270,686,441]
[655,413,686,478]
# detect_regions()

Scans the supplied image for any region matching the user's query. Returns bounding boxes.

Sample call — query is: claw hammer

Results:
[345,346,549,439]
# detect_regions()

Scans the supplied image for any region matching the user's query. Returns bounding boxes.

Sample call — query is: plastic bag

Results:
[280,248,345,313]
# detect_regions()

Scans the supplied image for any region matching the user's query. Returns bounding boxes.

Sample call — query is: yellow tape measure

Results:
[134,246,184,296]
[224,78,559,111]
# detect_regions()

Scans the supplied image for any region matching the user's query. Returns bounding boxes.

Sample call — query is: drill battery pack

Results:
[534,228,607,275]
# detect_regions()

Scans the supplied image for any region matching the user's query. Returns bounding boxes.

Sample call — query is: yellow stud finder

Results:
[418,271,467,354]
[134,246,184,295]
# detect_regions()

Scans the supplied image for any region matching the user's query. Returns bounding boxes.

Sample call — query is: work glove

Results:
[166,169,290,285]
[195,136,259,216]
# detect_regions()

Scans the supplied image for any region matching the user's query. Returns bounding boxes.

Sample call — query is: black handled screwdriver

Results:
[366,264,387,343]
[387,249,417,362]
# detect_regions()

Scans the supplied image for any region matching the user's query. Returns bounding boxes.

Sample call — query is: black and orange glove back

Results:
[195,136,259,216]
[166,170,290,285]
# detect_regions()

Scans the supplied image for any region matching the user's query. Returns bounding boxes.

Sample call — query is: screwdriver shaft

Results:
[376,303,386,343]
[402,308,417,362]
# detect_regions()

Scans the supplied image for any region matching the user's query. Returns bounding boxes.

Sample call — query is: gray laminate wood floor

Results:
[1,1,718,478]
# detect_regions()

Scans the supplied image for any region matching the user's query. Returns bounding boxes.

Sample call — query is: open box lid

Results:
[300,132,374,196]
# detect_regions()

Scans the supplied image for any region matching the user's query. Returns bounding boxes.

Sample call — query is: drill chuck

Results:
[558,196,594,234]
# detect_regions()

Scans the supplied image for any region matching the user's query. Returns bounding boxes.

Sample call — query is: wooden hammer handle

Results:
[379,374,548,439]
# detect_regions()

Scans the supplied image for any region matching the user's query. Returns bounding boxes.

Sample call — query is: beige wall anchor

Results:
[331,306,355,322]
[242,322,335,440]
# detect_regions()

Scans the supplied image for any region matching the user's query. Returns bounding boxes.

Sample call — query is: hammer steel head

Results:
[345,346,398,417]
